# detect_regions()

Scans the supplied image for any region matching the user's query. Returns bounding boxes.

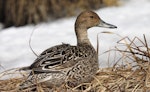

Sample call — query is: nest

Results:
[1,35,150,92]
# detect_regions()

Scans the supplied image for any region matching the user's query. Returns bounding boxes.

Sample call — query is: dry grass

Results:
[0,0,118,27]
[1,35,150,92]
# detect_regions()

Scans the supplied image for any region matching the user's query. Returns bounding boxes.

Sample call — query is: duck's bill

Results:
[97,20,117,29]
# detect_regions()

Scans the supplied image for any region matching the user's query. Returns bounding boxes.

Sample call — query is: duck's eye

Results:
[90,16,94,18]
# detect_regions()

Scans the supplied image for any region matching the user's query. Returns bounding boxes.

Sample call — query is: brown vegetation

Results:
[0,0,118,27]
[0,35,150,92]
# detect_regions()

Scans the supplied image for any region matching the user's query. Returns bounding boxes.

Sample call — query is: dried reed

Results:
[1,35,150,92]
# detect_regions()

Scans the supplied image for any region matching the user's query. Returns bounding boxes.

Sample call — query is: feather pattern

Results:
[19,10,117,90]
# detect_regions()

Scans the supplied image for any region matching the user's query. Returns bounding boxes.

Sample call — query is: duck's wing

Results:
[29,44,81,74]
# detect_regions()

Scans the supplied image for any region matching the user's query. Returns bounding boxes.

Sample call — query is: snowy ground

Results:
[0,0,150,72]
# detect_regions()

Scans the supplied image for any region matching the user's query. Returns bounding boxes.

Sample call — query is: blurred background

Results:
[0,0,150,72]
[0,0,117,27]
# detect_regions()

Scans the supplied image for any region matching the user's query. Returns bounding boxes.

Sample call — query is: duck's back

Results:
[30,43,98,72]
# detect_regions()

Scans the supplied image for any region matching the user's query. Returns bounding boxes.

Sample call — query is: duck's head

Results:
[75,10,117,29]
[75,10,117,45]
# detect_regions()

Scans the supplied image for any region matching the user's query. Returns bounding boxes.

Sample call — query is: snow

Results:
[0,0,150,72]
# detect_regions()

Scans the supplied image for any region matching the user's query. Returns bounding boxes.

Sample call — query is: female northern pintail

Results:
[19,10,117,90]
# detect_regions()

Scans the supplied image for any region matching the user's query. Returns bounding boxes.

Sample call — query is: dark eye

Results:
[90,16,94,18]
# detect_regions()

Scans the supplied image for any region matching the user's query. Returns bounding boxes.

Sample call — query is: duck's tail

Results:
[19,66,31,71]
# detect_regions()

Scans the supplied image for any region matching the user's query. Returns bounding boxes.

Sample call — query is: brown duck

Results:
[19,10,117,90]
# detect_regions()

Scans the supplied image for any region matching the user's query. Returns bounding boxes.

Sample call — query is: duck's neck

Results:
[75,26,91,45]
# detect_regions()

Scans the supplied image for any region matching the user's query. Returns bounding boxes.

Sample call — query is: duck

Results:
[19,10,117,90]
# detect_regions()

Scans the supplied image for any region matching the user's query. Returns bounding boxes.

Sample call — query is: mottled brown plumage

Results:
[19,10,117,90]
